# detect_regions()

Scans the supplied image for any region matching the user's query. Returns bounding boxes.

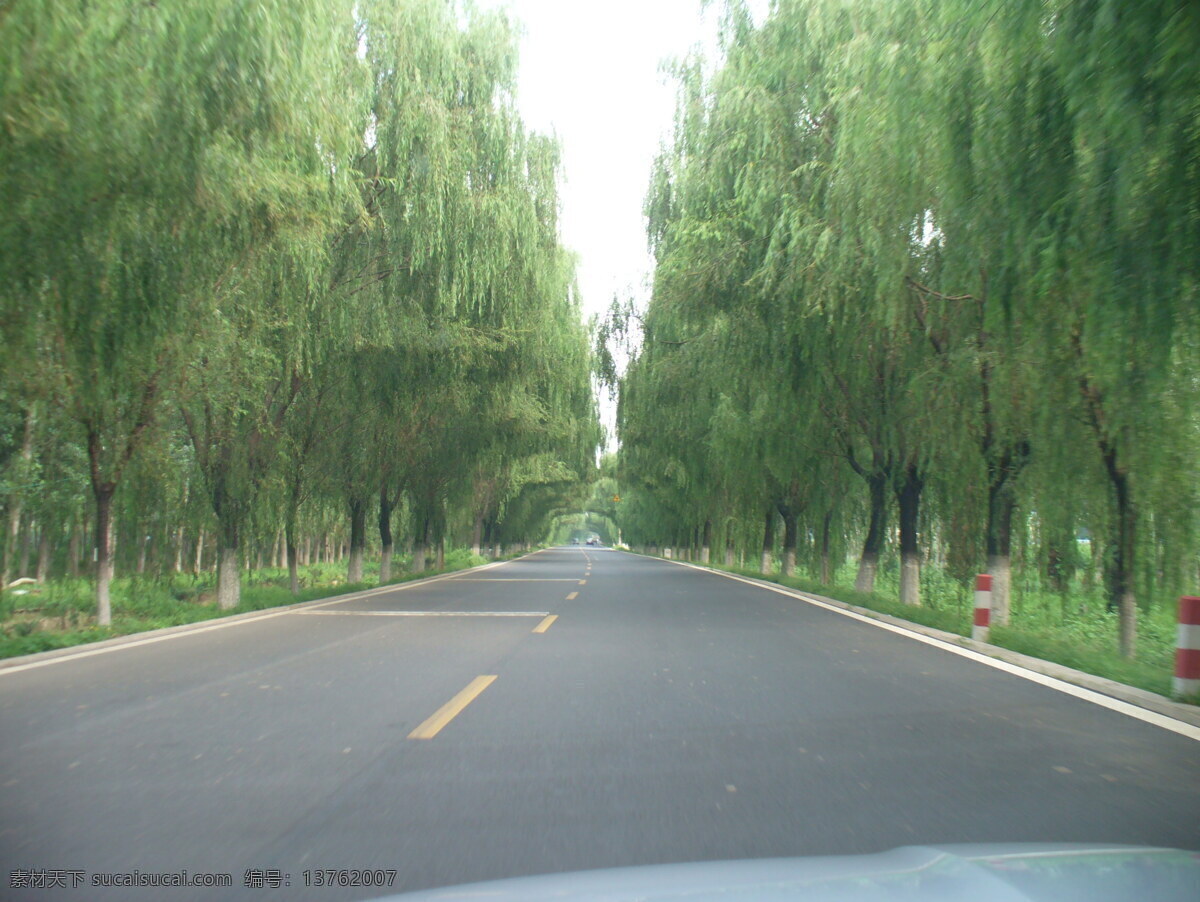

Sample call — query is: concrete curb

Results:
[647,554,1200,730]
[0,553,535,673]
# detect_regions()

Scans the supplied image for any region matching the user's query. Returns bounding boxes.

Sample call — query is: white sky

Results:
[475,1,767,451]
[479,0,724,318]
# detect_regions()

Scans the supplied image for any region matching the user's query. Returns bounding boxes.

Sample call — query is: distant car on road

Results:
[586,537,599,546]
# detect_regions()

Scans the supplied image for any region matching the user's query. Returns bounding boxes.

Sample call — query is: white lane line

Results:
[448,578,580,582]
[297,610,549,617]
[656,557,1200,743]
[0,609,302,677]
[0,556,528,677]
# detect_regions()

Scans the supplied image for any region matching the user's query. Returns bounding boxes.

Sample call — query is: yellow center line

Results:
[533,615,558,634]
[578,579,587,585]
[407,675,497,740]
[565,591,578,600]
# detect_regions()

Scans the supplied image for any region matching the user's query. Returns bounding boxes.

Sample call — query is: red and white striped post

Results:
[973,574,992,642]
[1174,596,1200,699]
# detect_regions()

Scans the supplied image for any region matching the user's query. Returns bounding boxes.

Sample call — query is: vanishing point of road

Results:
[2,548,1198,900]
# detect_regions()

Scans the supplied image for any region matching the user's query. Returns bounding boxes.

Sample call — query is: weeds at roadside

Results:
[0,548,507,660]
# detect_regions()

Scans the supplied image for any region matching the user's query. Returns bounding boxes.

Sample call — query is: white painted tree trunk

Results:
[987,553,1011,626]
[854,554,878,593]
[94,487,115,626]
[379,546,392,583]
[36,527,50,583]
[217,545,240,610]
[1,409,34,588]
[347,547,364,584]
[899,553,921,606]
[760,550,771,574]
[1119,588,1137,658]
[413,542,427,573]
[96,557,112,625]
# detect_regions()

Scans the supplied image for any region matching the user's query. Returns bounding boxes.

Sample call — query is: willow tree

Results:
[623,0,1198,652]
[1,0,365,621]
[629,1,946,601]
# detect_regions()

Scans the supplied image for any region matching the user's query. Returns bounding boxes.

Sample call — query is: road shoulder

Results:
[652,554,1200,734]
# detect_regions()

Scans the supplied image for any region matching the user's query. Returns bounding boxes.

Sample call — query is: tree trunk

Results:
[700,518,712,564]
[217,543,240,610]
[109,519,118,575]
[986,477,1016,626]
[1106,464,1137,657]
[820,509,833,584]
[2,503,19,588]
[174,525,185,572]
[217,519,240,610]
[855,474,887,593]
[68,517,80,579]
[36,524,51,583]
[194,530,205,573]
[471,515,483,558]
[896,463,923,606]
[137,531,148,574]
[436,536,445,570]
[724,532,735,567]
[778,503,798,577]
[18,516,32,578]
[379,485,394,584]
[1,405,35,588]
[286,516,300,595]
[760,507,775,575]
[984,442,1028,625]
[347,496,367,584]
[413,516,429,573]
[94,485,116,626]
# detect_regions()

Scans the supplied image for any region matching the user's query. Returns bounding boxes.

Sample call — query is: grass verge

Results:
[0,548,512,661]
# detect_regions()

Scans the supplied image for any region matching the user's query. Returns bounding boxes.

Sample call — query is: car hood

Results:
[378,845,1200,902]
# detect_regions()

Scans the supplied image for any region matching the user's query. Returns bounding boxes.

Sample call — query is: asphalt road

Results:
[2,548,1198,900]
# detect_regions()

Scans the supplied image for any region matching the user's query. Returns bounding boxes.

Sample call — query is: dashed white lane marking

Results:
[0,556,533,677]
[297,610,548,617]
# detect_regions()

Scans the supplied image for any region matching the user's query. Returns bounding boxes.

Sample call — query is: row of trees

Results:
[1,0,600,621]
[610,0,1199,656]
